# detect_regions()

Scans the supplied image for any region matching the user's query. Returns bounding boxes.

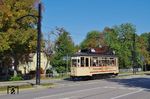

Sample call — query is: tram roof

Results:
[72,47,117,57]
[72,52,117,57]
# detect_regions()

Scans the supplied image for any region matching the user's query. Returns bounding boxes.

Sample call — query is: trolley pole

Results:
[36,3,42,85]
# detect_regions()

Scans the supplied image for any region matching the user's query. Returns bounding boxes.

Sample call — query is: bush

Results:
[56,66,66,73]
[46,69,53,74]
[9,75,23,81]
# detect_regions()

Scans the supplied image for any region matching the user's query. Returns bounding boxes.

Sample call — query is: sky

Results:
[42,0,150,45]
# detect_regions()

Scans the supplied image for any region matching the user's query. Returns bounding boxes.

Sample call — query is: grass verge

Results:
[0,83,54,92]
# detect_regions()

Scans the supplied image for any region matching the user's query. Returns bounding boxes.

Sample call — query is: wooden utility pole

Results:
[36,2,42,85]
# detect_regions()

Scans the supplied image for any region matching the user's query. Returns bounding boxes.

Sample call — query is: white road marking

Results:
[111,89,143,99]
[59,98,70,99]
[103,86,139,90]
[59,96,74,99]
[34,85,142,99]
[60,98,70,99]
[34,86,104,99]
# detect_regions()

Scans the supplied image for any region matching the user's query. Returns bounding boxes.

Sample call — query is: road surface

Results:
[0,75,150,99]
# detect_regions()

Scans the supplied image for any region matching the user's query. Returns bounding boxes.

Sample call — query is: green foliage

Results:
[80,31,101,49]
[55,30,75,56]
[139,33,150,64]
[50,28,76,73]
[46,69,53,74]
[9,75,23,81]
[0,0,38,72]
[79,24,144,69]
[104,23,140,68]
[55,66,66,73]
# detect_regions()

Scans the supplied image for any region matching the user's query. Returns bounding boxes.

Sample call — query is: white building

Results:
[19,52,50,74]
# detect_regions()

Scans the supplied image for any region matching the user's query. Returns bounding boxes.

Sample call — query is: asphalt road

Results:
[0,75,150,99]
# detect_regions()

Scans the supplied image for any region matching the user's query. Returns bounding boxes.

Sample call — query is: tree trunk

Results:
[44,60,50,74]
[11,55,19,76]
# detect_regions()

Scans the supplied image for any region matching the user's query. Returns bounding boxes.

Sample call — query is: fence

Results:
[119,68,142,73]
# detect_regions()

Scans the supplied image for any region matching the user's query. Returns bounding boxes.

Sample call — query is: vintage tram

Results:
[70,47,119,79]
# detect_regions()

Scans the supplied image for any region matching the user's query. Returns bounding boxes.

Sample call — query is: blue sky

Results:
[42,0,150,45]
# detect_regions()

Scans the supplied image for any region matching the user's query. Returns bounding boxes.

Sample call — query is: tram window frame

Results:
[102,59,106,66]
[92,57,98,67]
[81,57,84,67]
[102,57,109,66]
[72,59,77,67]
[112,59,116,66]
[77,59,80,67]
[90,58,92,66]
[98,60,102,66]
[98,57,102,66]
[85,57,89,67]
[108,57,115,66]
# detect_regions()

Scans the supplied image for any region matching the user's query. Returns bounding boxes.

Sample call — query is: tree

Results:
[50,28,76,73]
[80,30,103,49]
[138,33,150,65]
[104,23,138,68]
[43,34,54,74]
[0,0,38,75]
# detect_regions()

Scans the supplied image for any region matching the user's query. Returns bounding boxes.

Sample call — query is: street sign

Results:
[7,86,19,94]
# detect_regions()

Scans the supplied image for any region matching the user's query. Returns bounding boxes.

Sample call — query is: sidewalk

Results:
[1,71,150,87]
[0,78,62,87]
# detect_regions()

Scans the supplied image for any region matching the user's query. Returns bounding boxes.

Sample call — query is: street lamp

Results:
[16,3,42,85]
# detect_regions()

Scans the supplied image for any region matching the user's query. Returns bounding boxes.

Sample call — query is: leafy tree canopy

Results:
[50,28,76,73]
[80,30,102,49]
[105,23,139,68]
[0,0,38,71]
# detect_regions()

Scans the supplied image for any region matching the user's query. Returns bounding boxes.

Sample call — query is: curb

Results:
[0,83,54,95]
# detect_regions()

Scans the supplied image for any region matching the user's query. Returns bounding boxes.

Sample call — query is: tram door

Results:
[78,57,91,76]
[81,57,90,67]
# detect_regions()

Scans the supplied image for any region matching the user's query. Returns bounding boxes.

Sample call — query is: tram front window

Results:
[72,59,77,67]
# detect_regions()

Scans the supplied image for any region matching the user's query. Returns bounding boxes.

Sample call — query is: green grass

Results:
[40,83,54,87]
[116,71,150,79]
[119,71,150,75]
[40,74,70,80]
[0,86,6,92]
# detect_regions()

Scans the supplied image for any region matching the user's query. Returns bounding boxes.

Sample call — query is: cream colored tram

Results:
[70,52,119,79]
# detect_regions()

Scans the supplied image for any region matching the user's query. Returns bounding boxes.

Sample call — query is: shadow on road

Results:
[63,77,91,81]
[64,75,112,81]
[105,77,150,91]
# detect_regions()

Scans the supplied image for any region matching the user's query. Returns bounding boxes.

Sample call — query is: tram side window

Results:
[72,59,77,67]
[102,60,105,66]
[92,57,98,66]
[78,59,80,66]
[110,59,116,66]
[81,57,84,67]
[99,60,102,66]
[107,60,110,66]
[102,58,108,66]
[93,60,96,66]
[85,58,89,67]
